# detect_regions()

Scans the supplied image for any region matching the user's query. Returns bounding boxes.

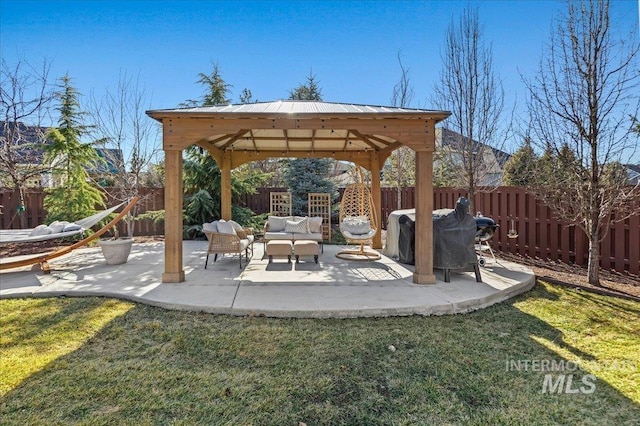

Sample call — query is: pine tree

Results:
[44,74,105,223]
[283,72,337,215]
[502,138,539,186]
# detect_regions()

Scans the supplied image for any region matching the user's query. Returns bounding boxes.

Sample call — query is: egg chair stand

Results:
[336,168,381,261]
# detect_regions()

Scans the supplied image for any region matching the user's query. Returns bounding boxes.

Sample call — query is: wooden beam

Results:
[221,154,232,221]
[349,129,387,150]
[370,151,382,249]
[378,141,404,158]
[219,129,250,150]
[249,130,258,151]
[229,150,378,168]
[160,116,439,150]
[163,149,185,283]
[413,152,435,284]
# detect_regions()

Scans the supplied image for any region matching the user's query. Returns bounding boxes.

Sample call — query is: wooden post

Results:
[370,151,383,249]
[221,153,232,220]
[163,149,185,283]
[413,120,436,284]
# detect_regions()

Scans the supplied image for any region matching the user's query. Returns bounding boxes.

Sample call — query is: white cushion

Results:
[49,221,69,234]
[341,216,371,235]
[202,221,218,232]
[63,223,82,232]
[216,221,237,235]
[307,216,323,233]
[264,232,291,240]
[267,216,291,232]
[30,224,52,236]
[228,220,244,232]
[284,218,309,233]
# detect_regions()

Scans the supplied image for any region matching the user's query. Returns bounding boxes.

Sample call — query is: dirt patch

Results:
[0,235,165,257]
[496,252,640,301]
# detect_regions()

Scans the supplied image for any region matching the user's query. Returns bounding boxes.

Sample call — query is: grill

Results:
[475,215,499,266]
[475,216,499,242]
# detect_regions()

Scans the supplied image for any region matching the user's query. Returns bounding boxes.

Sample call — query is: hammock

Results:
[0,196,138,273]
[0,202,126,245]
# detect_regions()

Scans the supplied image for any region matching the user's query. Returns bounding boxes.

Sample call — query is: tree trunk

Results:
[586,201,602,285]
[16,185,27,229]
[396,183,402,210]
[587,237,600,285]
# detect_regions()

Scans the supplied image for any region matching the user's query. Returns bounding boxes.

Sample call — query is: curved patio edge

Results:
[0,241,537,319]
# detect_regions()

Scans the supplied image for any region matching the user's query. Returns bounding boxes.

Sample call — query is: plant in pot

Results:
[98,225,134,265]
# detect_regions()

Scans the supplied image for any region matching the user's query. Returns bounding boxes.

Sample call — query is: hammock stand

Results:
[0,196,139,273]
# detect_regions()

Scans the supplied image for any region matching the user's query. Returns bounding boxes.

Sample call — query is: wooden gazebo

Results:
[147,101,450,284]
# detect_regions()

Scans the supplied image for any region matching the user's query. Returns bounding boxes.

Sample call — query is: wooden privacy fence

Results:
[0,187,165,236]
[240,186,640,275]
[2,186,638,275]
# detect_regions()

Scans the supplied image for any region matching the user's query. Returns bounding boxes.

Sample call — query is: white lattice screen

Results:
[308,193,331,242]
[270,192,292,216]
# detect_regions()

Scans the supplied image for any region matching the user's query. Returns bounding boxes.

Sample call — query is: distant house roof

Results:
[625,163,640,184]
[436,128,512,167]
[0,121,51,164]
[1,121,123,174]
[92,148,124,174]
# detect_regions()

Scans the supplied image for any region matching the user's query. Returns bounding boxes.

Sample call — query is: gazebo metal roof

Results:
[149,99,446,115]
[147,100,450,155]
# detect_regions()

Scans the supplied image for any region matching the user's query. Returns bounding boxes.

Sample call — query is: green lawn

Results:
[1,281,638,425]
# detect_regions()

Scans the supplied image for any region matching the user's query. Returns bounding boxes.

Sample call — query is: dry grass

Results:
[1,282,639,425]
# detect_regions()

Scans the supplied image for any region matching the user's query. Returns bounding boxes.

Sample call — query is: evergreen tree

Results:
[182,63,268,231]
[288,71,322,101]
[44,74,106,223]
[283,72,337,215]
[282,158,337,216]
[502,138,539,186]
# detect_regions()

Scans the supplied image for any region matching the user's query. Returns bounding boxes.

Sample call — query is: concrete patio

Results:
[0,241,535,318]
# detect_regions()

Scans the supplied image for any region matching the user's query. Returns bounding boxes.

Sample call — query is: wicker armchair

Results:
[203,225,254,269]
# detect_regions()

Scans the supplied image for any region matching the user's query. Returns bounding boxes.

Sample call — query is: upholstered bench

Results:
[266,240,293,263]
[294,240,319,264]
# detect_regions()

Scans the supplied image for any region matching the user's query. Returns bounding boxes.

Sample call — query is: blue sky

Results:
[1,0,639,155]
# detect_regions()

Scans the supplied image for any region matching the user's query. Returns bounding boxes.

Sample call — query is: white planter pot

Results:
[98,238,134,265]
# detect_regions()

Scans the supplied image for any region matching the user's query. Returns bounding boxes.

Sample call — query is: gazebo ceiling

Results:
[147,100,450,154]
[204,128,395,153]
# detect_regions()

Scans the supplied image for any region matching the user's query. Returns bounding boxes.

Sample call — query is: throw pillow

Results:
[228,220,248,238]
[284,218,309,234]
[63,223,82,232]
[228,220,243,232]
[267,216,290,232]
[342,216,371,235]
[216,221,237,235]
[49,221,69,234]
[202,221,218,233]
[307,216,323,233]
[30,224,53,236]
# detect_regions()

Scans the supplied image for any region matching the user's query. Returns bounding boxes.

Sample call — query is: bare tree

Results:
[431,6,506,210]
[0,58,55,228]
[524,0,640,285]
[90,70,161,237]
[384,52,416,210]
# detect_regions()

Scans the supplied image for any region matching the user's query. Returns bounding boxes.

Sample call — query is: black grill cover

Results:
[398,214,415,265]
[433,198,478,270]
